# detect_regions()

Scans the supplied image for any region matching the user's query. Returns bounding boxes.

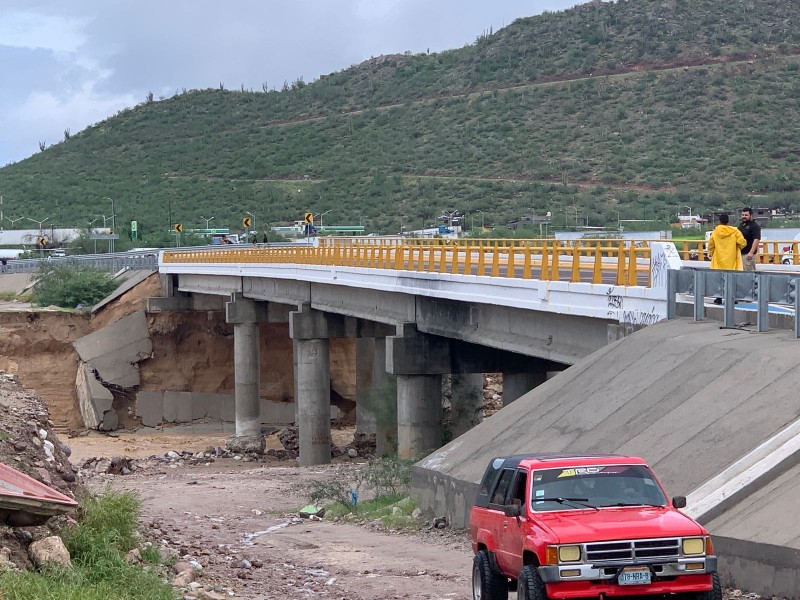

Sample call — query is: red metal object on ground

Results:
[0,462,77,526]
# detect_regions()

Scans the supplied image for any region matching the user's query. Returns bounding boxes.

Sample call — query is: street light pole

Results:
[317,210,332,232]
[26,216,50,230]
[200,216,215,230]
[107,197,115,252]
[476,209,485,230]
[88,218,99,253]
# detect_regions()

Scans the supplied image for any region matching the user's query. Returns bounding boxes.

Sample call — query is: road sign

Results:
[304,212,314,224]
[38,237,47,246]
[242,217,252,228]
[130,220,138,233]
[174,223,183,233]
[89,233,119,240]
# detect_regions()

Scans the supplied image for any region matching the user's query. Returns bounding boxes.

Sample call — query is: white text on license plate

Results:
[618,567,651,585]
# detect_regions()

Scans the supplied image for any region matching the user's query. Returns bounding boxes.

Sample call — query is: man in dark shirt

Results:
[738,207,761,272]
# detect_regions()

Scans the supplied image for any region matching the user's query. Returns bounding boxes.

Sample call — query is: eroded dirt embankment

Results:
[0,274,356,432]
[0,311,91,430]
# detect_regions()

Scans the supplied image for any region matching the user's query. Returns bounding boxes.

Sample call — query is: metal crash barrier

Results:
[1,251,159,274]
[668,268,800,338]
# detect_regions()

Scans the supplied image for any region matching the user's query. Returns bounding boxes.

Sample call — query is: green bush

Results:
[31,263,119,309]
[63,488,141,555]
[0,490,174,600]
[360,456,413,497]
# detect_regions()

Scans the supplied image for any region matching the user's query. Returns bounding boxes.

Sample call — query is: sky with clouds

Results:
[0,0,583,167]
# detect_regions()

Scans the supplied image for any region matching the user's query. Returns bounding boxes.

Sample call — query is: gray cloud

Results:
[0,0,582,166]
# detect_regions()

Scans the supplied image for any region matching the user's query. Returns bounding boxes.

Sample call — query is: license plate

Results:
[618,567,651,586]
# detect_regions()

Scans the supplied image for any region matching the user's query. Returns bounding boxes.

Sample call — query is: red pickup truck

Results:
[469,453,720,600]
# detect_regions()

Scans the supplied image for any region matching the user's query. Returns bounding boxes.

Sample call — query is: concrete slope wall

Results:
[416,319,800,512]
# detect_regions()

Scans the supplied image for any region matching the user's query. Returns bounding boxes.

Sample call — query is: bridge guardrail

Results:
[668,268,799,337]
[1,252,159,274]
[163,238,652,286]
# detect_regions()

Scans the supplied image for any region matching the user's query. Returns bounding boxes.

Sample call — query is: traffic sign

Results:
[38,237,47,246]
[130,220,138,233]
[242,217,252,228]
[304,212,314,224]
[174,223,183,233]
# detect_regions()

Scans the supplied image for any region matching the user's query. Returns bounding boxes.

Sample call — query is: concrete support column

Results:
[502,371,547,405]
[226,293,268,452]
[295,338,331,466]
[397,374,442,459]
[233,321,261,438]
[448,373,484,439]
[290,305,333,466]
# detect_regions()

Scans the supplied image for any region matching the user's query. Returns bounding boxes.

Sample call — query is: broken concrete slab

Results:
[135,391,163,428]
[134,391,337,427]
[162,391,193,423]
[73,310,152,388]
[75,362,116,431]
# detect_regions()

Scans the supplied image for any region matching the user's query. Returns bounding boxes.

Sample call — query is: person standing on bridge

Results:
[708,213,746,304]
[738,207,761,272]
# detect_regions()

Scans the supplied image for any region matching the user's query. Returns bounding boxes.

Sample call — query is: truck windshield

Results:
[531,465,667,512]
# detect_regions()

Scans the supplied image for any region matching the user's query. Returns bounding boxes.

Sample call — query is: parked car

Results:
[469,453,719,600]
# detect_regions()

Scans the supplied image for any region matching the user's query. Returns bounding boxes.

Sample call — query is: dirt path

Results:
[69,429,756,600]
[91,461,472,599]
[70,429,472,599]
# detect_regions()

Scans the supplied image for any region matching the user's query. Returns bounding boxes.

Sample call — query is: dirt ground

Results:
[74,428,474,600]
[67,428,760,600]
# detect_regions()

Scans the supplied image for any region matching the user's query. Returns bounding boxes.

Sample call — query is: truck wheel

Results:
[472,550,508,600]
[693,573,722,600]
[517,565,548,600]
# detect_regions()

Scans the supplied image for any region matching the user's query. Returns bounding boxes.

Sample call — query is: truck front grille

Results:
[585,538,680,563]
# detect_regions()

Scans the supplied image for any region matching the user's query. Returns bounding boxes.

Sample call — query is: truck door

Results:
[495,469,527,576]
[487,468,515,572]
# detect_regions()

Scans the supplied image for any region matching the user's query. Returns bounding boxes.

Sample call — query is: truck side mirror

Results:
[672,496,687,509]
[504,504,522,518]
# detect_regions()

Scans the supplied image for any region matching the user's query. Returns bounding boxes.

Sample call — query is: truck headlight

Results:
[558,545,581,562]
[682,538,706,556]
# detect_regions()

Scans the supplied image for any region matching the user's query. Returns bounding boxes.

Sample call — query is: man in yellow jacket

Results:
[708,213,746,270]
[707,213,746,305]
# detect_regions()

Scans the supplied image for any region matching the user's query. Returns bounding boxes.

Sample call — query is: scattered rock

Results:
[28,536,71,569]
[125,548,142,564]
[225,435,265,455]
[173,570,195,587]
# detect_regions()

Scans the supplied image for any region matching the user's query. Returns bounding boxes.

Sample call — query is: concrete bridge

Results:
[154,238,681,462]
[150,237,800,596]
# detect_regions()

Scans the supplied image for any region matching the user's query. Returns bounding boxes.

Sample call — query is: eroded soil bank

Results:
[0,273,357,433]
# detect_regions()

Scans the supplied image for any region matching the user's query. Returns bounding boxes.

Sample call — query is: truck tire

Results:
[472,550,508,600]
[693,573,722,600]
[517,565,548,600]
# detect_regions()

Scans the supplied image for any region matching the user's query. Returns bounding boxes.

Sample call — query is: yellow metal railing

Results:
[162,237,800,287]
[674,239,800,265]
[163,237,653,286]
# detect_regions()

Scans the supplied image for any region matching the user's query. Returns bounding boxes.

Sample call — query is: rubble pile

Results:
[0,371,84,571]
